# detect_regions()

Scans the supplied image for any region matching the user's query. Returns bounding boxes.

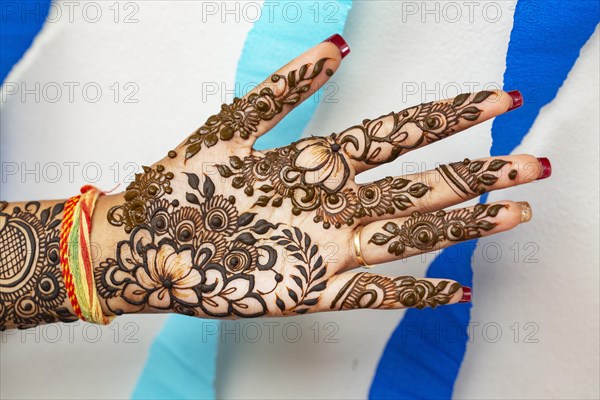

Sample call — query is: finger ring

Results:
[353,225,374,269]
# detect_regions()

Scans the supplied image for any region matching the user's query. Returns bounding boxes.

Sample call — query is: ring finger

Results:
[345,200,530,271]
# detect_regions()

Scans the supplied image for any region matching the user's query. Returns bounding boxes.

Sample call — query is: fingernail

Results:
[537,157,552,180]
[517,201,532,223]
[459,287,472,303]
[507,90,523,111]
[323,34,350,59]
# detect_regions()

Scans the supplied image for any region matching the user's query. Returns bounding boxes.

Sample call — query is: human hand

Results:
[93,35,550,318]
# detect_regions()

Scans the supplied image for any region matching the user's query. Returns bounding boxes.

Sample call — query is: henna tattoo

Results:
[369,203,507,256]
[99,175,276,317]
[217,136,429,228]
[183,58,333,160]
[98,173,328,317]
[0,201,77,329]
[438,158,511,197]
[337,91,495,166]
[107,165,174,233]
[94,90,502,319]
[330,273,461,310]
[214,92,495,228]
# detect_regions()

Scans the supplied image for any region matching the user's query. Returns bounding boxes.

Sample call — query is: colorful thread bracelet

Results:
[59,185,113,325]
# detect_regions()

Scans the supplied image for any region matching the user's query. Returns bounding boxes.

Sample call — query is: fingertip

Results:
[516,201,533,223]
[459,286,472,303]
[507,90,524,111]
[322,33,350,59]
[499,200,533,226]
[536,157,552,180]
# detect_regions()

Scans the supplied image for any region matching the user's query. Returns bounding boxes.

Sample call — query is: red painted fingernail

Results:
[537,157,552,180]
[507,90,523,111]
[459,287,472,303]
[323,34,350,59]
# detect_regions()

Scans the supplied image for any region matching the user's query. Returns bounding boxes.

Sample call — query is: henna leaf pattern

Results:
[183,58,333,160]
[270,228,327,314]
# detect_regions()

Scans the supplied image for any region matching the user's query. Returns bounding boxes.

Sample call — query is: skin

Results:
[0,39,545,330]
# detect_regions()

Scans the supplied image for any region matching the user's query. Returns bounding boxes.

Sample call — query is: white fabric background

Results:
[1,1,598,399]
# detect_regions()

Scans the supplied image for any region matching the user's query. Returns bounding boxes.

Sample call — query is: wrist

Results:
[90,192,128,318]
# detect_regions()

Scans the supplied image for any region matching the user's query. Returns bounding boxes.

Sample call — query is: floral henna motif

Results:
[337,91,495,165]
[97,172,328,318]
[183,58,334,160]
[438,158,511,198]
[369,203,507,256]
[330,273,461,310]
[98,175,280,317]
[217,136,430,229]
[0,201,77,330]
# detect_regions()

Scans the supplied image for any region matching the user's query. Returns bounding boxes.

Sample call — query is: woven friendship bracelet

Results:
[59,194,84,320]
[60,185,113,325]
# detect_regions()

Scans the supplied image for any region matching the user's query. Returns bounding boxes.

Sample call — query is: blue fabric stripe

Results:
[490,0,599,157]
[238,0,353,150]
[0,0,50,84]
[131,316,219,400]
[369,1,598,399]
[132,2,352,398]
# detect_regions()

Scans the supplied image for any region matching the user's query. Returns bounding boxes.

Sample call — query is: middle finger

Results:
[354,154,549,224]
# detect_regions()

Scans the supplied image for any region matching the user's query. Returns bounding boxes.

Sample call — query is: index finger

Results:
[337,90,523,174]
[180,34,348,161]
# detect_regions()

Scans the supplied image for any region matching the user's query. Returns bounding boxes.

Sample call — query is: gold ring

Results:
[353,226,374,269]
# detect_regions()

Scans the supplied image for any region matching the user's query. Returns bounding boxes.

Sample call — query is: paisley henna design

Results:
[0,201,77,330]
[330,273,461,310]
[369,203,507,256]
[217,136,430,228]
[437,158,511,198]
[337,91,495,166]
[107,164,174,233]
[183,58,333,160]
